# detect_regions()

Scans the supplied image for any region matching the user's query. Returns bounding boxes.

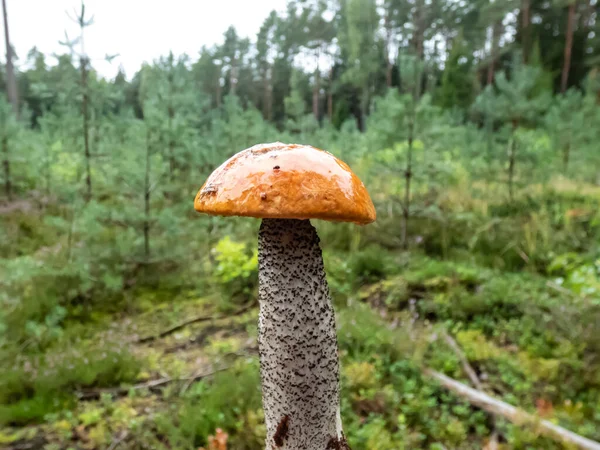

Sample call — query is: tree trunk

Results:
[563,141,571,172]
[312,68,320,121]
[485,112,494,166]
[413,1,425,99]
[216,66,222,107]
[262,71,268,119]
[45,139,52,196]
[2,0,18,118]
[266,70,272,122]
[262,67,272,121]
[385,10,394,88]
[414,0,425,61]
[2,133,10,200]
[168,104,175,179]
[561,2,576,93]
[230,59,238,95]
[508,121,518,202]
[358,91,368,132]
[522,0,531,64]
[487,20,502,85]
[402,115,414,250]
[144,128,151,262]
[327,67,333,122]
[81,56,92,202]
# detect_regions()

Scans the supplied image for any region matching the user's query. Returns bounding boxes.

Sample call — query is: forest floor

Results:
[3,254,600,450]
[2,179,600,449]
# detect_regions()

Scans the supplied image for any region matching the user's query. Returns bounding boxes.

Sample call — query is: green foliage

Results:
[0,338,140,425]
[2,1,600,447]
[338,303,412,360]
[491,60,552,126]
[151,361,262,449]
[437,31,474,110]
[549,253,600,300]
[212,236,258,306]
[347,245,397,285]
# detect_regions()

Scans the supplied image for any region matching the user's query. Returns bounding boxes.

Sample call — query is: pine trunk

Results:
[230,59,237,95]
[561,2,576,93]
[327,67,333,122]
[402,116,414,250]
[144,128,151,262]
[414,0,424,61]
[263,68,272,121]
[414,0,425,99]
[508,121,519,202]
[168,104,175,179]
[81,56,92,202]
[385,11,393,88]
[312,69,320,121]
[2,133,10,200]
[563,142,571,172]
[522,0,531,63]
[216,66,222,107]
[2,0,18,118]
[487,21,501,85]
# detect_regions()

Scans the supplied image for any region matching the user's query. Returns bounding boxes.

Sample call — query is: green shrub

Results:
[212,236,258,308]
[0,337,140,425]
[152,360,262,449]
[348,245,396,285]
[337,303,412,360]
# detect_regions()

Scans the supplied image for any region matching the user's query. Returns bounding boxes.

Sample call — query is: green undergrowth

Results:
[351,255,600,443]
[0,336,141,425]
[1,178,600,448]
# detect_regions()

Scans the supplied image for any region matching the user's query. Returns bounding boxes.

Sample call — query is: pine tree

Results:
[338,0,381,130]
[546,89,584,171]
[438,30,474,110]
[0,97,17,199]
[491,58,552,199]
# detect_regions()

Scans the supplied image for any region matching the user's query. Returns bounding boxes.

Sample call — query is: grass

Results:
[1,175,599,448]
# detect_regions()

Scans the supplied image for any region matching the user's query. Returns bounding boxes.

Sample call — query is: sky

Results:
[2,0,287,79]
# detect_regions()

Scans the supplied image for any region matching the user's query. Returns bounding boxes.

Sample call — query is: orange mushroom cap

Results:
[194,142,376,225]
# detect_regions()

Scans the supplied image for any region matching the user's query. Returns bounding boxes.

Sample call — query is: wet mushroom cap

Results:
[194,142,376,224]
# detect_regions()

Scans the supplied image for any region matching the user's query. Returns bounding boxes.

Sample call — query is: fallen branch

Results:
[107,431,129,450]
[441,331,498,447]
[424,368,600,450]
[77,365,234,400]
[5,436,47,450]
[137,301,256,343]
[441,331,484,391]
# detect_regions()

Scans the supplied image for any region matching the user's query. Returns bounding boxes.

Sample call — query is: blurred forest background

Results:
[1,0,600,448]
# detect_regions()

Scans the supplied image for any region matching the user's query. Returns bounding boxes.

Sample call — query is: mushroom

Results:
[194,142,375,450]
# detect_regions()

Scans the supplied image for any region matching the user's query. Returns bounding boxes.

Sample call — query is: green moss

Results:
[0,339,141,425]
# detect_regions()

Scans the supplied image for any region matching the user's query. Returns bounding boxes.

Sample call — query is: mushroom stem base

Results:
[258,219,347,450]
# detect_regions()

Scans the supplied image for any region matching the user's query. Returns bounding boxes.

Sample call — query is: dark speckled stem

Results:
[258,219,348,450]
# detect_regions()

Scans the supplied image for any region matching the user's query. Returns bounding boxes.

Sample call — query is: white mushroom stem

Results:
[258,219,349,450]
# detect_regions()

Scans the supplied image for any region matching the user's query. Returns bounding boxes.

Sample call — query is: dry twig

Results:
[77,365,234,400]
[136,301,256,343]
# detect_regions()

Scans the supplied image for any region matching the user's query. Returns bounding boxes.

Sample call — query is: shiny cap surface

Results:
[194,142,376,224]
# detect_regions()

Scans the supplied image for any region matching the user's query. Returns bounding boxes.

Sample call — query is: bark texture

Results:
[561,2,576,93]
[2,0,18,117]
[258,219,346,450]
